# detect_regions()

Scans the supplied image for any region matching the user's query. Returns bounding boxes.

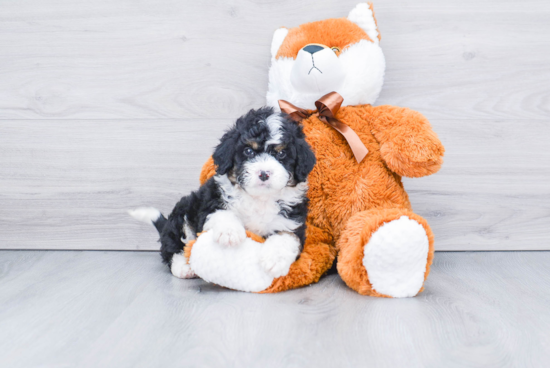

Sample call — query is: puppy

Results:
[130,107,316,279]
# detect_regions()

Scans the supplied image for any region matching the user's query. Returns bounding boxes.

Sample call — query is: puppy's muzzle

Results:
[259,171,270,182]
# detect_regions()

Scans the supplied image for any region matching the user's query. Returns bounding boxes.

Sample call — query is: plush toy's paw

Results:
[363,216,429,298]
[170,252,197,279]
[380,141,444,178]
[260,233,300,278]
[204,210,246,247]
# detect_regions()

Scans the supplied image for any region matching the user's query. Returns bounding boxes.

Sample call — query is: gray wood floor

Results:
[1,0,549,251]
[1,250,549,368]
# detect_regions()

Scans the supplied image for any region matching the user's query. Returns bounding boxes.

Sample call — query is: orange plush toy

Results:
[191,2,444,297]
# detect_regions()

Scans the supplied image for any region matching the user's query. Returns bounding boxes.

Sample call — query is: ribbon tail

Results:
[328,118,369,164]
[340,128,369,164]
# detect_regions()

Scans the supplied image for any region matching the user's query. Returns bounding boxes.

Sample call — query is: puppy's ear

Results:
[294,138,316,183]
[213,128,239,175]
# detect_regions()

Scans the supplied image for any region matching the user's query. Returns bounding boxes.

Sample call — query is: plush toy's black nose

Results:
[303,45,324,54]
[259,171,270,182]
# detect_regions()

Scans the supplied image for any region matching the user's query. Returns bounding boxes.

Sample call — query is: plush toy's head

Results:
[266,3,385,110]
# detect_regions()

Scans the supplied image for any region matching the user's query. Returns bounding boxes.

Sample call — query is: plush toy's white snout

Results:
[290,44,345,95]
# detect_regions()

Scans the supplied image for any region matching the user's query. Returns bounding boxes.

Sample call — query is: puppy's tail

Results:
[128,207,167,234]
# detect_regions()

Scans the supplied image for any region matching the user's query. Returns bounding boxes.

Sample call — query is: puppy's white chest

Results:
[232,198,285,236]
[215,175,304,237]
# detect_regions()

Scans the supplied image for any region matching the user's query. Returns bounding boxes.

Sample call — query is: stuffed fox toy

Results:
[188,2,445,297]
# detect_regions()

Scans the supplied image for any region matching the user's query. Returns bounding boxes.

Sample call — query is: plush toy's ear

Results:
[348,3,381,44]
[212,129,239,175]
[294,138,316,183]
[271,27,289,59]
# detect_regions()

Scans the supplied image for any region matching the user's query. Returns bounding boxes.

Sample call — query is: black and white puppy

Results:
[130,107,316,279]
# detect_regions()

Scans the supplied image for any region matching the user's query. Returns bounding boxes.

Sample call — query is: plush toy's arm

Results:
[368,105,445,178]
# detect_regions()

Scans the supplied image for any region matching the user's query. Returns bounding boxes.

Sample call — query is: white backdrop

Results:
[0,0,549,250]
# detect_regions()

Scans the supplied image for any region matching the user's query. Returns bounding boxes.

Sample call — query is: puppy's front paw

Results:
[260,233,300,278]
[213,224,246,247]
[204,210,246,247]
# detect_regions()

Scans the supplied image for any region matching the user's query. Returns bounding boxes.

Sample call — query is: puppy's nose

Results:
[303,45,324,54]
[259,171,270,182]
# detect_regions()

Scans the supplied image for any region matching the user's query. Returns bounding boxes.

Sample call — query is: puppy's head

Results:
[213,107,316,197]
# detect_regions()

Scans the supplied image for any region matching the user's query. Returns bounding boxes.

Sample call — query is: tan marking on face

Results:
[227,168,237,184]
[247,141,260,150]
[274,144,287,152]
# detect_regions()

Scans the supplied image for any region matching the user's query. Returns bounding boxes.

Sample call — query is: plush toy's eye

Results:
[244,147,255,157]
[331,47,340,53]
[276,150,287,159]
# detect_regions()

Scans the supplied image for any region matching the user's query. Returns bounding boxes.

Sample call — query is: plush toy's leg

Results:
[260,223,336,293]
[337,208,435,298]
[170,252,196,279]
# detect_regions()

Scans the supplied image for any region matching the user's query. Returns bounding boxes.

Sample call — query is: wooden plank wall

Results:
[0,0,548,250]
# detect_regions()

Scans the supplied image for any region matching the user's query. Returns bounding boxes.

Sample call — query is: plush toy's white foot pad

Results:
[171,253,197,279]
[189,231,276,292]
[363,216,429,298]
[259,233,300,278]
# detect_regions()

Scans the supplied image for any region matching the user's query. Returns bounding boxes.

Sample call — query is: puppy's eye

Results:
[243,147,255,157]
[331,47,340,53]
[276,150,287,159]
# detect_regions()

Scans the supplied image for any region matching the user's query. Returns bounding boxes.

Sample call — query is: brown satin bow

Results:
[278,92,368,163]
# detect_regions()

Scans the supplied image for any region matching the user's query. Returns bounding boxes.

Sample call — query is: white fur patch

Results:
[266,40,385,110]
[362,216,429,298]
[203,210,246,247]
[170,252,196,279]
[259,232,300,278]
[128,207,161,224]
[348,3,379,44]
[189,231,275,292]
[182,217,196,244]
[215,175,306,237]
[264,113,284,147]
